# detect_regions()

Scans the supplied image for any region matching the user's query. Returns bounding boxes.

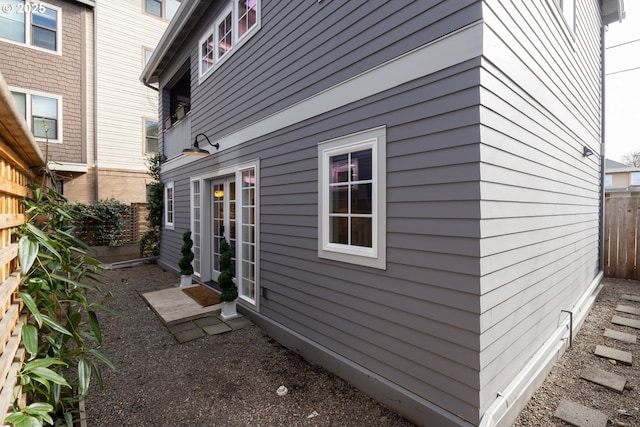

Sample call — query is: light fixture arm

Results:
[182,133,220,156]
[194,133,219,151]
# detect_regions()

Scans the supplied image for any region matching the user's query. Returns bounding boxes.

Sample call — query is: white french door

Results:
[212,176,236,280]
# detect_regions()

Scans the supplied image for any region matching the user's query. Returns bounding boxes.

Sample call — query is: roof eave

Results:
[602,0,625,25]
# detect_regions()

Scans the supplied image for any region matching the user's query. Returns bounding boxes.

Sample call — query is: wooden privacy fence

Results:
[0,161,34,422]
[605,192,640,280]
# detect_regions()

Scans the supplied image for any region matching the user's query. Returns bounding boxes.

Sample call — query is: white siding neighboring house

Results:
[604,158,640,191]
[89,0,180,204]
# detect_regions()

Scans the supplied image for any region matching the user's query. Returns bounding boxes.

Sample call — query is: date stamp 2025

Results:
[1,2,46,14]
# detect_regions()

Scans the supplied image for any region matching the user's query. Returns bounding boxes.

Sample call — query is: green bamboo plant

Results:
[7,185,113,427]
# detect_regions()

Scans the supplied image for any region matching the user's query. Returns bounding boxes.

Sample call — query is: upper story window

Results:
[0,1,61,54]
[604,174,612,188]
[145,0,182,20]
[199,0,260,80]
[631,173,640,186]
[318,127,387,270]
[11,88,62,142]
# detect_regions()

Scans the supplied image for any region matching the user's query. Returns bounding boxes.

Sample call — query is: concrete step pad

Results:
[621,294,640,303]
[554,399,608,427]
[604,328,637,344]
[612,315,640,330]
[616,304,640,316]
[580,366,626,393]
[594,345,632,365]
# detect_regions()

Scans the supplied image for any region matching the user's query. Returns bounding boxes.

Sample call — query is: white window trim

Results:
[198,0,261,83]
[190,178,202,277]
[10,86,63,143]
[0,1,62,55]
[165,181,175,229]
[318,126,386,270]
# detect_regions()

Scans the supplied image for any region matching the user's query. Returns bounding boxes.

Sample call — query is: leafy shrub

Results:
[179,231,194,275]
[71,199,129,246]
[218,238,237,302]
[9,185,113,427]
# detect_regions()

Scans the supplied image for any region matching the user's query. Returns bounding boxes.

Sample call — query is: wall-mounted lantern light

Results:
[182,133,219,156]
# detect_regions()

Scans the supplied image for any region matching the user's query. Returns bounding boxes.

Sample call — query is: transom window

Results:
[199,0,260,79]
[11,89,61,141]
[318,127,387,269]
[0,1,61,53]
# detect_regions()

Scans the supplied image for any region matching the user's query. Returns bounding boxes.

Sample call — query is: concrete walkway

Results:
[141,286,254,343]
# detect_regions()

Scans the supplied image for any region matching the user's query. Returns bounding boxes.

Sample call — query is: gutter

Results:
[93,4,98,201]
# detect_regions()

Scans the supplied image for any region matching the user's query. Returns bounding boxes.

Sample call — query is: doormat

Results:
[181,285,221,307]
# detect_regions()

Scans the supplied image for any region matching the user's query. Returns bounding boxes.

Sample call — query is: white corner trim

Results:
[160,21,483,174]
[478,272,603,427]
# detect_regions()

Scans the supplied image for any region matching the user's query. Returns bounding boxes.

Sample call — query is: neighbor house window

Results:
[0,1,61,53]
[318,127,386,269]
[198,0,260,80]
[145,0,181,20]
[553,0,575,31]
[11,88,61,141]
[604,174,612,188]
[631,173,640,186]
[165,181,174,229]
[143,47,154,66]
[144,119,158,153]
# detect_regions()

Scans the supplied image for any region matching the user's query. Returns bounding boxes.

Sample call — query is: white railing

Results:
[163,113,191,159]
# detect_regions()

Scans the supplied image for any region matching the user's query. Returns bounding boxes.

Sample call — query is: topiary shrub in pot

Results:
[218,238,239,320]
[179,231,194,287]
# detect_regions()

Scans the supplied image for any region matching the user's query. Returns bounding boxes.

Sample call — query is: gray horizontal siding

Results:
[161,57,485,424]
[189,0,482,141]
[477,0,603,415]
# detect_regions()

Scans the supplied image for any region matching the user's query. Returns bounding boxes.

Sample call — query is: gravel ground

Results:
[513,277,640,427]
[85,263,414,427]
[85,264,640,427]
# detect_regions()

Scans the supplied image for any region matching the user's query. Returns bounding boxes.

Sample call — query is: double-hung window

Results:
[11,89,61,141]
[318,127,386,269]
[0,1,61,53]
[144,119,159,153]
[199,0,260,79]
